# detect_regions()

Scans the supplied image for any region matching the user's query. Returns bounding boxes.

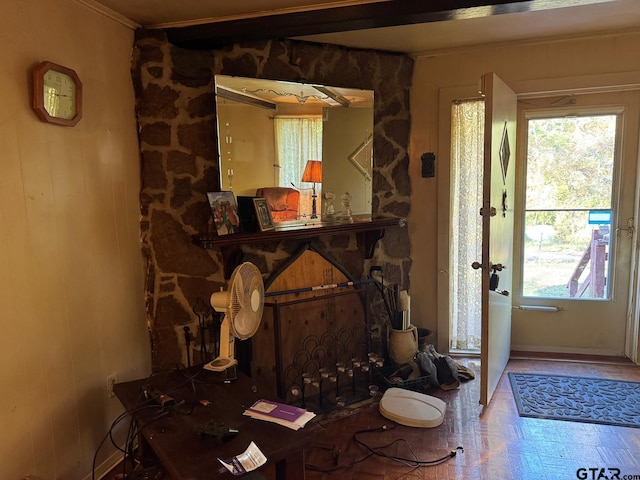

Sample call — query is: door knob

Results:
[479,207,497,217]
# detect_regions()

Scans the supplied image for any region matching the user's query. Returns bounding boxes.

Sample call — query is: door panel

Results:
[512,91,640,358]
[479,73,517,406]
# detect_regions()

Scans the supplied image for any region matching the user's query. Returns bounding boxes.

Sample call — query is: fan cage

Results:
[228,263,264,340]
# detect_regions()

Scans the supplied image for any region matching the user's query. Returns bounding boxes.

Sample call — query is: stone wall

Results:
[132,29,413,371]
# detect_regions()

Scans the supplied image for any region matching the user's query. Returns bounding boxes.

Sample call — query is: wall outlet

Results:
[107,374,118,398]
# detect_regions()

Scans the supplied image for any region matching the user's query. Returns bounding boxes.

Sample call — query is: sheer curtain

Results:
[274,117,323,219]
[450,99,484,352]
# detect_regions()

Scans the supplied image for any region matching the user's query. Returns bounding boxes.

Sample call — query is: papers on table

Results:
[218,441,267,475]
[243,399,316,430]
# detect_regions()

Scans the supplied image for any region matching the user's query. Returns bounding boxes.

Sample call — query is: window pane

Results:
[526,116,617,210]
[523,210,610,299]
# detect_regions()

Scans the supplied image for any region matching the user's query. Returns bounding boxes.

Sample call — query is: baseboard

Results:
[510,346,633,364]
[511,344,623,357]
[84,449,124,480]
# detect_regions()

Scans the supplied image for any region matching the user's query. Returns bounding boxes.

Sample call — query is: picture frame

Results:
[207,191,241,236]
[253,197,275,231]
[348,132,373,181]
[236,196,260,233]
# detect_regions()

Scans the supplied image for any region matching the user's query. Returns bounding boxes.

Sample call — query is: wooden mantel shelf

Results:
[194,216,406,277]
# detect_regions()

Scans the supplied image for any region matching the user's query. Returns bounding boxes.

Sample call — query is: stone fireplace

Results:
[131,29,413,372]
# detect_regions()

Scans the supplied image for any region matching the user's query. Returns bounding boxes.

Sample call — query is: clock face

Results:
[43,69,76,120]
[32,61,82,126]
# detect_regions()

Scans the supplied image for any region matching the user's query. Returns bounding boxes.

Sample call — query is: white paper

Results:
[218,441,267,475]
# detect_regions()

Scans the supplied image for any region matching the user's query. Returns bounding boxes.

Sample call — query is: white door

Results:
[512,91,640,359]
[478,73,518,406]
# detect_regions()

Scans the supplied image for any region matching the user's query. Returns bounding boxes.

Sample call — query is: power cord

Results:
[354,424,463,467]
[91,404,167,480]
[94,367,240,479]
[306,424,463,473]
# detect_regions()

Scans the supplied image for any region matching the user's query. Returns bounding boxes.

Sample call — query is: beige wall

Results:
[0,1,149,478]
[323,107,373,215]
[409,31,640,353]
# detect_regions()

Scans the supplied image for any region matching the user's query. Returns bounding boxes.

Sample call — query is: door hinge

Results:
[616,218,634,238]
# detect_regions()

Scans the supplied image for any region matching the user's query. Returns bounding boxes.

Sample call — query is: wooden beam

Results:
[164,0,610,49]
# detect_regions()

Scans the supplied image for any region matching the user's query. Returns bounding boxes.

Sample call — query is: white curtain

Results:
[274,117,323,218]
[450,99,484,351]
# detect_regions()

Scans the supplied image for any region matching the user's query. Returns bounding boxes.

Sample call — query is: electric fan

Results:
[205,262,265,372]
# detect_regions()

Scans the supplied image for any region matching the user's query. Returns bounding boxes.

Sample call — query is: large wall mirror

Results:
[215,75,374,225]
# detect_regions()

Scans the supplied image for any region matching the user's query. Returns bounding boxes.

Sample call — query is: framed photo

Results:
[207,191,241,235]
[253,197,274,231]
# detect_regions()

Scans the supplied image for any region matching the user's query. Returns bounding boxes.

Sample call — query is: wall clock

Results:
[32,61,82,127]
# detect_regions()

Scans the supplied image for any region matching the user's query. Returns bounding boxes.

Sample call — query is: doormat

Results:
[508,372,640,428]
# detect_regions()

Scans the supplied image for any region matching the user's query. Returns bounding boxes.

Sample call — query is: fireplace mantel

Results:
[194,216,406,277]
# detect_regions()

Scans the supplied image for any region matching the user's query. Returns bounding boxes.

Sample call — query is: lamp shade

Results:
[301,160,322,184]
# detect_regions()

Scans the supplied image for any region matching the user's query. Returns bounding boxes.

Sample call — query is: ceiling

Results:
[90,0,640,55]
[216,75,374,109]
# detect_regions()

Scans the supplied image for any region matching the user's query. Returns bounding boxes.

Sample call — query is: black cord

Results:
[305,445,375,472]
[306,424,463,473]
[91,404,165,480]
[92,376,184,480]
[94,366,235,479]
[353,424,464,467]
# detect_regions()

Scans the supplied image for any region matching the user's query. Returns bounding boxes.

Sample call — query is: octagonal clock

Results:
[32,61,82,127]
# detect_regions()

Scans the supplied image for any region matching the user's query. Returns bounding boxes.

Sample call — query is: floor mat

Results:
[508,372,640,428]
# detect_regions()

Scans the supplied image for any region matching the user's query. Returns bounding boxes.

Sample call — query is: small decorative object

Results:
[301,160,322,219]
[340,192,353,222]
[253,197,275,231]
[32,61,82,126]
[207,191,241,236]
[322,191,336,221]
[499,121,510,184]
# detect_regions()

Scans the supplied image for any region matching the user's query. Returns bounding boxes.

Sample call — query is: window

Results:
[522,114,617,299]
[274,117,323,218]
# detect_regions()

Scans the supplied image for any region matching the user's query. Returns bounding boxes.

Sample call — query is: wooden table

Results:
[114,367,320,479]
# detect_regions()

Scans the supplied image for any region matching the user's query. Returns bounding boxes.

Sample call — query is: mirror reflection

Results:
[215,75,374,225]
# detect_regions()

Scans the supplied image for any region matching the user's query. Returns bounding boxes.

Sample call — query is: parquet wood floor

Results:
[305,357,640,480]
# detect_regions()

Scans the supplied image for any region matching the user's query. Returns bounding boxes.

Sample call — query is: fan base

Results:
[204,357,238,372]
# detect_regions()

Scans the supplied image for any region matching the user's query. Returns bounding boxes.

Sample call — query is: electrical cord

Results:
[305,445,375,472]
[94,366,238,479]
[93,376,188,480]
[91,404,166,480]
[353,424,464,467]
[306,424,463,473]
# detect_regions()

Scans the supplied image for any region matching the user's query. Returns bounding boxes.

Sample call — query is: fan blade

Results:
[231,309,251,338]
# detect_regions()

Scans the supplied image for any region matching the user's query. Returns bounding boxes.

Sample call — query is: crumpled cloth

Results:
[415,344,475,391]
